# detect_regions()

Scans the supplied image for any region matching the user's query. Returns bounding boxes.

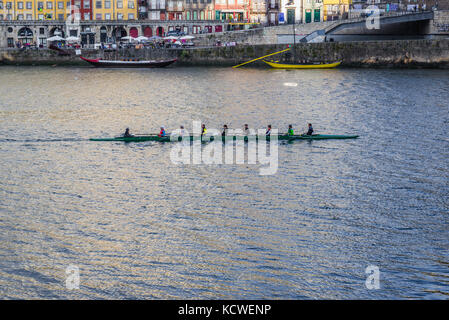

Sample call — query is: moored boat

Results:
[90,134,358,142]
[80,56,177,68]
[263,60,341,69]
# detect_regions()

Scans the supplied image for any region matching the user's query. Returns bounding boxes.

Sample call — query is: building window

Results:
[26,14,32,20]
[84,2,90,9]
[0,2,3,9]
[17,14,24,20]
[47,1,52,9]
[128,13,134,20]
[128,1,134,8]
[105,13,111,20]
[96,13,102,19]
[18,2,23,9]
[38,14,44,20]
[6,1,11,9]
[96,0,101,8]
[58,1,64,9]
[37,2,43,8]
[117,1,122,8]
[117,13,123,20]
[58,14,64,20]
[26,1,32,9]
[105,1,110,8]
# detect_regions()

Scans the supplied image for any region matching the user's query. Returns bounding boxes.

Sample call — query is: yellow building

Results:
[0,0,70,21]
[323,0,352,21]
[92,0,138,21]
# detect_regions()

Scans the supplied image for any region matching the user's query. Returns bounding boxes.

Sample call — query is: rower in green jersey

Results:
[287,125,294,136]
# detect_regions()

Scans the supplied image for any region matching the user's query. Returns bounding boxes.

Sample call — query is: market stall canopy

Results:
[180,35,195,40]
[164,36,178,40]
[47,36,65,41]
[65,36,80,42]
[136,36,149,42]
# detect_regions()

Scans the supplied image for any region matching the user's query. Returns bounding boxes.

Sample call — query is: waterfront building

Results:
[322,0,350,21]
[266,0,280,24]
[71,0,92,20]
[250,0,268,23]
[0,0,70,21]
[214,0,250,22]
[279,0,302,24]
[91,0,138,21]
[302,0,323,23]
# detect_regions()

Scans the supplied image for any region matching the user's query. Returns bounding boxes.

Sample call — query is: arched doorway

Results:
[100,26,107,43]
[156,27,164,37]
[49,27,65,37]
[112,27,127,42]
[129,27,138,38]
[143,27,152,37]
[17,27,33,45]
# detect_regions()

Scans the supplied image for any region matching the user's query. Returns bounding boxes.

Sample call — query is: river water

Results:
[0,66,448,299]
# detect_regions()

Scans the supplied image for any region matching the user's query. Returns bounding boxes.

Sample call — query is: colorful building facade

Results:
[322,0,351,21]
[0,0,70,21]
[90,0,138,20]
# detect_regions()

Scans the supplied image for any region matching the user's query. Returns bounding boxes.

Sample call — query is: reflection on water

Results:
[0,66,448,299]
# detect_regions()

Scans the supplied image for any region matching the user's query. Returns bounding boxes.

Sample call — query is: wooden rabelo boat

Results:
[80,56,177,68]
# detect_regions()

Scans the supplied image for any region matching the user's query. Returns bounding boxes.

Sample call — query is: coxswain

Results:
[201,124,207,136]
[158,126,166,137]
[124,128,133,137]
[287,125,294,136]
[222,124,228,136]
[306,123,314,136]
[266,125,272,136]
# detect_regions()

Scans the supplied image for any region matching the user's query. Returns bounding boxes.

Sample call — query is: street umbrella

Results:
[180,35,195,40]
[47,36,65,41]
[136,36,149,42]
[65,36,80,42]
[164,36,178,40]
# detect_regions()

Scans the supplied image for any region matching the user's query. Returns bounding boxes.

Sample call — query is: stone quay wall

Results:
[1,39,448,68]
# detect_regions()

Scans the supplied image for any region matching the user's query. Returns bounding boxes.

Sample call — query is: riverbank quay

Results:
[1,39,448,68]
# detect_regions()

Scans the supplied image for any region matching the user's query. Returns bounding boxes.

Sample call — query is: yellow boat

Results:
[263,60,342,69]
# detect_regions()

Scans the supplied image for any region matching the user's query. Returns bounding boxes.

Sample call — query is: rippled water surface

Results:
[0,66,448,299]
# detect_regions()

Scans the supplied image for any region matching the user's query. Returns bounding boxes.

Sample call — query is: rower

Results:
[306,123,314,136]
[266,125,272,136]
[287,125,294,136]
[158,126,166,137]
[243,124,249,135]
[124,128,133,137]
[222,124,228,136]
[201,124,207,136]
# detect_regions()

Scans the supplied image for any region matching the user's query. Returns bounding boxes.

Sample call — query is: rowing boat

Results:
[263,60,342,69]
[90,134,359,142]
[80,56,177,68]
